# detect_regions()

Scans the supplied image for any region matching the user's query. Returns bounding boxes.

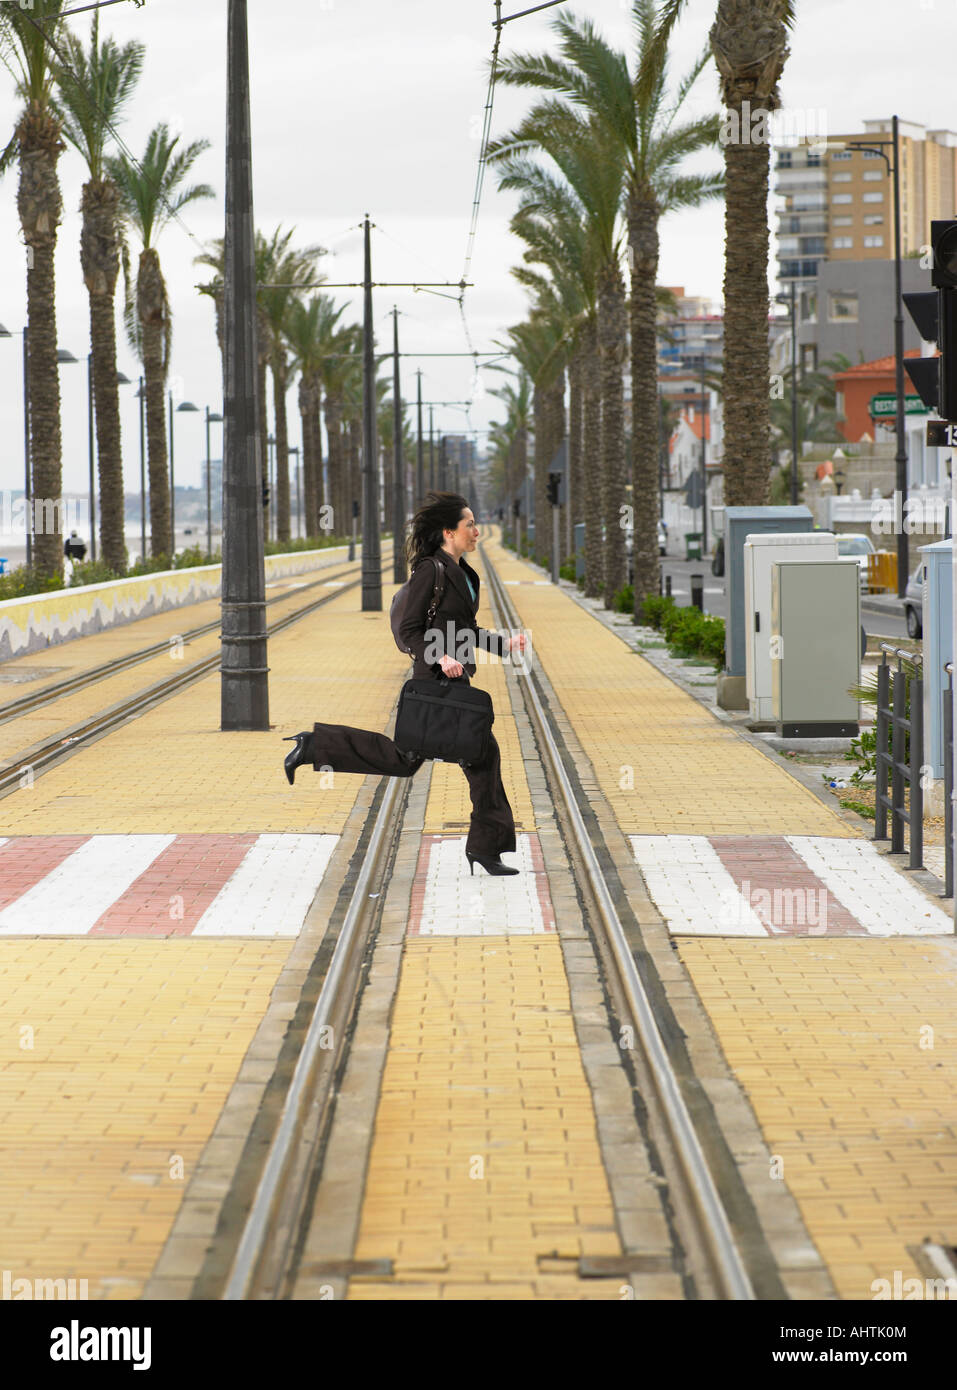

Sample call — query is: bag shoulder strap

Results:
[426,555,446,622]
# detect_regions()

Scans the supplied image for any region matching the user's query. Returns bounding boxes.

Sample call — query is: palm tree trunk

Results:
[533,383,545,564]
[628,192,662,615]
[597,259,627,607]
[325,393,344,536]
[18,103,65,581]
[568,347,583,550]
[82,177,126,573]
[272,348,291,543]
[138,248,170,558]
[721,129,771,505]
[348,418,361,533]
[299,374,316,540]
[312,375,325,528]
[550,368,567,567]
[581,318,603,599]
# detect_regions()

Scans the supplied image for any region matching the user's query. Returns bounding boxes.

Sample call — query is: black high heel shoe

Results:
[283,732,313,785]
[466,851,519,876]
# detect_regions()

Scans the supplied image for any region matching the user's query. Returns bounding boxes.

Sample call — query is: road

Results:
[659,556,911,643]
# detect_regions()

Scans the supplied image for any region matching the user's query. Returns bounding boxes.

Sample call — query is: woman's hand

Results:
[439,653,464,678]
[506,633,527,655]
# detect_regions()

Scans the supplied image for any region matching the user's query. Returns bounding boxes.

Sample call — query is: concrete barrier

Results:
[0,545,353,663]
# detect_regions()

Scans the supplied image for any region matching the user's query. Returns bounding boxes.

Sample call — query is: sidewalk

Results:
[0,575,411,1299]
[482,526,957,1299]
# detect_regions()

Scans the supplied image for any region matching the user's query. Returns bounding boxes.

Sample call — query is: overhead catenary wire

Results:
[457,0,570,427]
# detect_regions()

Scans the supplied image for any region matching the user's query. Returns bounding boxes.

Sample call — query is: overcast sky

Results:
[0,0,953,501]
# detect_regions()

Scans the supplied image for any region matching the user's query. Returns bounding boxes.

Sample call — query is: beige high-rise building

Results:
[775,118,957,292]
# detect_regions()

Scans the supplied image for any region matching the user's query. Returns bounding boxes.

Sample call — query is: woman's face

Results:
[448,509,479,550]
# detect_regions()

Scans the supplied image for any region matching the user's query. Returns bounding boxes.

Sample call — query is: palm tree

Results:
[491,107,627,604]
[53,14,144,573]
[195,231,274,526]
[648,0,795,508]
[257,227,325,542]
[495,1,723,615]
[319,324,362,537]
[110,124,214,558]
[488,369,533,530]
[0,1,70,579]
[285,295,347,536]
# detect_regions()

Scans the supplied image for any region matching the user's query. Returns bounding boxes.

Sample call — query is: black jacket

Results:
[399,547,505,679]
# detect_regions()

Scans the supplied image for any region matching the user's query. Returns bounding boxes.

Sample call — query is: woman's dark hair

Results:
[406,491,469,569]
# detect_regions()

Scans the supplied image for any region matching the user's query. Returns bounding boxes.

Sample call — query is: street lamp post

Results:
[775,285,800,504]
[221,0,269,730]
[205,407,223,558]
[840,117,907,596]
[289,445,301,537]
[361,214,382,610]
[415,368,424,505]
[392,307,406,584]
[700,358,709,558]
[170,395,199,557]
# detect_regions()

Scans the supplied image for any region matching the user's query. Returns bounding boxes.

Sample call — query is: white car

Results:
[836,533,875,588]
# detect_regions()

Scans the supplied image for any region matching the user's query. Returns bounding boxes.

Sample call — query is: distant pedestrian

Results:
[64,531,87,563]
[283,491,527,876]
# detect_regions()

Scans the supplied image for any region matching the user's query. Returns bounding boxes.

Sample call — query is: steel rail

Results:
[0,569,371,798]
[481,543,755,1301]
[223,770,405,1299]
[0,555,367,727]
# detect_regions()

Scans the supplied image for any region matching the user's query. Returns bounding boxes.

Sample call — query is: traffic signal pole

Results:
[892,116,908,598]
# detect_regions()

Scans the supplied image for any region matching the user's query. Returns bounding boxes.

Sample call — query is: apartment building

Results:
[657,286,724,377]
[776,119,957,294]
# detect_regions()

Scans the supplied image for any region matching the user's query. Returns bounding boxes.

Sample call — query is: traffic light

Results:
[903,219,957,420]
[352,499,360,518]
[547,472,561,506]
[512,499,520,518]
[261,481,270,508]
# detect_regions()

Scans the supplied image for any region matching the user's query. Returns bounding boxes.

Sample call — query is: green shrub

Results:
[559,560,576,582]
[640,594,675,630]
[613,582,634,613]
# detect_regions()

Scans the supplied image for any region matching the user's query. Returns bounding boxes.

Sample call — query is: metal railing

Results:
[873,644,923,870]
[945,662,954,899]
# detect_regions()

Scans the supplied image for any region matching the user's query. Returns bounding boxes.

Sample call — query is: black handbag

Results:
[394,675,494,764]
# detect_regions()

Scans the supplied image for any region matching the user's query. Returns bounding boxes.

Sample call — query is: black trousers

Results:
[306,673,516,859]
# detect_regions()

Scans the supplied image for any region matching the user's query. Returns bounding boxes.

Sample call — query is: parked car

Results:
[903,564,923,639]
[836,532,876,588]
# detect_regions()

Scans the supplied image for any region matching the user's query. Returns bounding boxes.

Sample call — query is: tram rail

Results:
[217,537,759,1301]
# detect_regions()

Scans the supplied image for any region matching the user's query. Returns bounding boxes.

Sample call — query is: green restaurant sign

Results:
[869,393,926,418]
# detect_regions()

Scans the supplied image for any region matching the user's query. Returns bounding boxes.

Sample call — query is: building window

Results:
[863,149,881,158]
[832,172,853,183]
[863,235,884,247]
[833,216,853,226]
[832,193,853,204]
[802,344,817,372]
[863,214,883,225]
[800,290,818,324]
[832,236,853,249]
[863,192,884,203]
[828,293,859,322]
[831,150,852,161]
[863,169,884,181]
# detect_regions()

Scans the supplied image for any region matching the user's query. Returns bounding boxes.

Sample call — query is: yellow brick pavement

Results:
[0,939,286,1300]
[0,561,415,1297]
[480,526,957,1300]
[349,937,627,1300]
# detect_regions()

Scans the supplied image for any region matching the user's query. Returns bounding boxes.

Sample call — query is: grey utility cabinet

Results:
[770,560,860,737]
[919,539,953,778]
[725,506,814,677]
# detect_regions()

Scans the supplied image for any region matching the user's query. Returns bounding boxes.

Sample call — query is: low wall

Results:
[0,546,352,663]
